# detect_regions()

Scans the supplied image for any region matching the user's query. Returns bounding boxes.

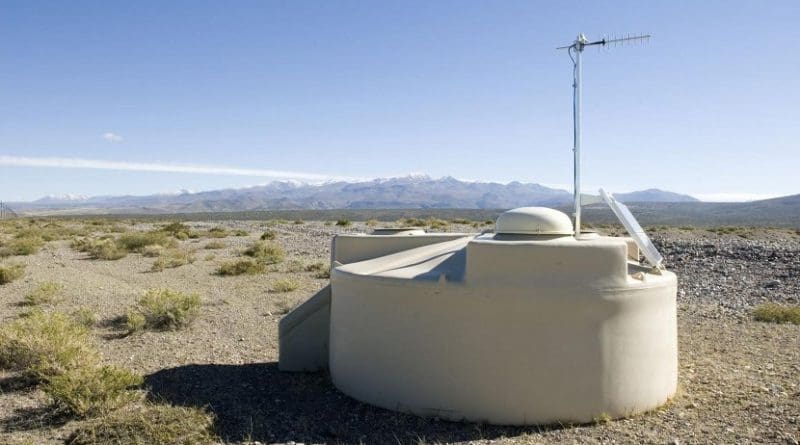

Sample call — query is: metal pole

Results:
[573,34,585,238]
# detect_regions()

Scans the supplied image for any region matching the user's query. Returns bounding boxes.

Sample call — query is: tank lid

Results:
[495,207,574,235]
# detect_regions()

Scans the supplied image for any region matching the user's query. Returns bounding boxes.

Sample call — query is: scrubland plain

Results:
[0,218,798,444]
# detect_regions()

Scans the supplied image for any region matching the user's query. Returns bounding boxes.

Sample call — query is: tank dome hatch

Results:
[495,207,574,236]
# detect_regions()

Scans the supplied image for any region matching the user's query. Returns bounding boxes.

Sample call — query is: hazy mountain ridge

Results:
[12,176,706,214]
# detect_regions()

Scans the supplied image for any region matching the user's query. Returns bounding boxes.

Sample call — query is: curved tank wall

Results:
[328,233,678,425]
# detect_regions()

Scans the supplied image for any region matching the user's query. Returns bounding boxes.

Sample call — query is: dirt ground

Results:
[0,220,798,444]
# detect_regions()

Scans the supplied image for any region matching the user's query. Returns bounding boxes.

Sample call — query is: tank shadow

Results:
[145,362,569,444]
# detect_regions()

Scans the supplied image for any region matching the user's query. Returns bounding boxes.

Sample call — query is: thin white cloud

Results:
[102,132,123,143]
[0,155,362,182]
[693,193,781,202]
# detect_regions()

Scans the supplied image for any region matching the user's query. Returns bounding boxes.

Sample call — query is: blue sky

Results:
[1,1,798,202]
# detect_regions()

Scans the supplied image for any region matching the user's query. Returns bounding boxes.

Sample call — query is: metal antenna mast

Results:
[557,33,650,237]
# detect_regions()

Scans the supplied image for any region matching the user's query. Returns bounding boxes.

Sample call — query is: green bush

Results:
[0,262,25,284]
[243,241,285,264]
[216,259,265,276]
[44,365,144,418]
[24,281,64,306]
[126,289,201,332]
[0,311,100,381]
[65,403,217,445]
[753,303,800,325]
[335,219,351,227]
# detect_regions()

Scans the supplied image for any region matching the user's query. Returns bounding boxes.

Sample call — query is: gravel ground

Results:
[0,221,798,445]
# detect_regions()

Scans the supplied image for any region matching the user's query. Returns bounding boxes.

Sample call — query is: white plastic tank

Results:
[280,207,678,425]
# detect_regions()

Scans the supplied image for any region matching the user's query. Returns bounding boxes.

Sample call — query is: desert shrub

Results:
[88,239,128,260]
[426,218,449,229]
[204,240,226,249]
[161,222,191,236]
[293,219,304,225]
[0,262,25,284]
[126,289,201,332]
[260,230,277,241]
[150,249,194,272]
[232,229,249,236]
[72,308,98,328]
[0,236,44,256]
[203,254,216,261]
[117,232,176,253]
[402,217,425,227]
[284,259,305,273]
[65,403,217,445]
[271,278,300,293]
[142,245,165,257]
[216,259,265,276]
[274,297,298,314]
[335,219,351,227]
[107,224,129,234]
[451,218,471,225]
[0,311,99,381]
[366,219,379,227]
[24,281,64,306]
[753,303,800,325]
[124,311,146,334]
[305,261,330,278]
[44,365,144,418]
[243,241,285,264]
[206,227,228,238]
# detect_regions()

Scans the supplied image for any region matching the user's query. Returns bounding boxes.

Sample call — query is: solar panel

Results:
[599,189,664,268]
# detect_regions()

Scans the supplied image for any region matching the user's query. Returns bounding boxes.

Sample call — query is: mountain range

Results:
[10,175,699,214]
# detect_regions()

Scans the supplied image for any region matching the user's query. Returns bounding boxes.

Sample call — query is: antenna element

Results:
[557,33,650,237]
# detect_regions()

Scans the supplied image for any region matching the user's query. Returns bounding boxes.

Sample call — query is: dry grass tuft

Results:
[753,303,800,325]
[0,311,99,382]
[65,403,217,445]
[44,365,144,418]
[141,245,165,257]
[243,241,285,264]
[150,249,194,272]
[232,229,249,236]
[259,230,277,241]
[24,281,64,306]
[72,308,98,328]
[305,262,330,279]
[117,232,177,253]
[271,277,300,293]
[125,289,201,333]
[206,227,229,238]
[0,236,44,256]
[216,259,265,276]
[203,240,226,250]
[0,262,25,284]
[87,239,128,260]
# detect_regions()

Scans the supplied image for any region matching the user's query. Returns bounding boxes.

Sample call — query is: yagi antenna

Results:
[557,33,650,238]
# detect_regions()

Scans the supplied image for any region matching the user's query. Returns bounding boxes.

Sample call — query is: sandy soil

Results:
[0,220,798,445]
